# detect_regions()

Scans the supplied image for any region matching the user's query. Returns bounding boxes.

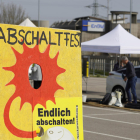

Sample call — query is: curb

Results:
[83,102,140,112]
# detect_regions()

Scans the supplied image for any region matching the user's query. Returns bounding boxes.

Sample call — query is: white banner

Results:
[88,22,105,32]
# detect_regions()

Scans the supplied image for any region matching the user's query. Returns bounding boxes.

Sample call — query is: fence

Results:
[83,56,140,76]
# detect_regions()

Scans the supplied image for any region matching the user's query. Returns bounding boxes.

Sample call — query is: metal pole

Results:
[94,61,96,75]
[104,60,105,77]
[86,61,89,77]
[93,62,95,75]
[38,0,40,27]
[119,55,121,68]
[86,78,87,93]
[107,0,109,20]
[130,0,132,33]
[129,0,132,57]
[92,0,94,16]
[123,14,125,24]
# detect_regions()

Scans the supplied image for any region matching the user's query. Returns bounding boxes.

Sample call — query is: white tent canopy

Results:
[81,24,140,54]
[19,18,36,27]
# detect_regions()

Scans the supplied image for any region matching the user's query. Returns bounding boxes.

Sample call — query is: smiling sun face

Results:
[3,42,66,138]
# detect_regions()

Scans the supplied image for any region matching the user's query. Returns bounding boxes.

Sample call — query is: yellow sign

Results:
[0,24,83,140]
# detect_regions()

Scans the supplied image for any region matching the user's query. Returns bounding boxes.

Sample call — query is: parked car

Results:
[106,66,140,102]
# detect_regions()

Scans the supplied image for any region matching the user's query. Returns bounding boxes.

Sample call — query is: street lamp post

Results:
[38,0,40,27]
[130,0,132,33]
[129,0,132,57]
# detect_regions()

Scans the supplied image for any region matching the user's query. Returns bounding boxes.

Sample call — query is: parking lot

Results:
[82,77,140,140]
[82,77,106,99]
[83,105,140,140]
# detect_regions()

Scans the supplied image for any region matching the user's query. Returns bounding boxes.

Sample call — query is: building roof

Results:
[74,16,108,21]
[110,11,138,15]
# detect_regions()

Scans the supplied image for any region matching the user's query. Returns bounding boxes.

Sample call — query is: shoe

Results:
[132,101,137,104]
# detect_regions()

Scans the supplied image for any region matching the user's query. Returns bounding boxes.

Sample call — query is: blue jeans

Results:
[125,76,137,103]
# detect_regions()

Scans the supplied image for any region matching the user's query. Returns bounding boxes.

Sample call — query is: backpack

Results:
[101,93,112,105]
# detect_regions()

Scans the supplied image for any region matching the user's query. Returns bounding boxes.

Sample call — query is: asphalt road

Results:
[82,77,140,140]
[83,105,140,140]
[82,77,106,99]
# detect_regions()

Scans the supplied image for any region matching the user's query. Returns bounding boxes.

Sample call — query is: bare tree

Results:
[0,3,29,25]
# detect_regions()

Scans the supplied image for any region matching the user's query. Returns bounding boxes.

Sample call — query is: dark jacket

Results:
[125,61,136,79]
[113,62,123,71]
[113,62,119,71]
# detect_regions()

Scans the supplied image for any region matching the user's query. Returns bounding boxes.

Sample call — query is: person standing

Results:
[113,60,123,71]
[121,56,137,104]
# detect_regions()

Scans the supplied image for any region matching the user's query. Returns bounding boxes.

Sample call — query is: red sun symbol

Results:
[3,42,66,138]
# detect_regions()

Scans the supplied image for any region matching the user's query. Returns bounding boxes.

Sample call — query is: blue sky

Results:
[2,0,140,26]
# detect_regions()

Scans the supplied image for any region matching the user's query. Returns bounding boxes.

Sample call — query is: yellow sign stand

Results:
[0,24,83,140]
